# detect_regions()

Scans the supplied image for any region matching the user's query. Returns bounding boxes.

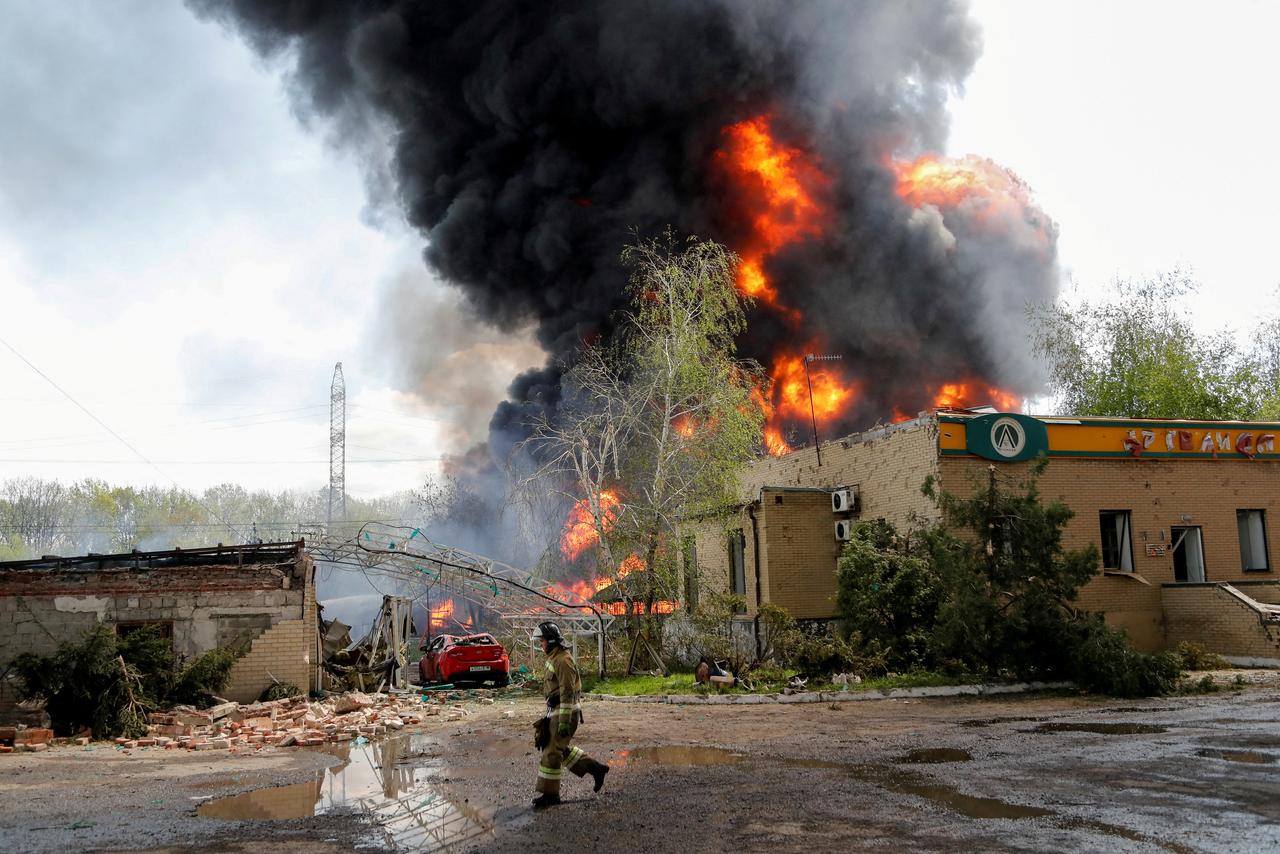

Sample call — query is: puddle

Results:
[198,732,493,850]
[622,746,749,766]
[848,764,1050,820]
[960,716,1046,728]
[619,744,1189,850]
[899,748,972,764]
[1196,748,1276,765]
[1033,722,1167,735]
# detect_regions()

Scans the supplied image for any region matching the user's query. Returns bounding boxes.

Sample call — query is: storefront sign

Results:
[940,414,1280,462]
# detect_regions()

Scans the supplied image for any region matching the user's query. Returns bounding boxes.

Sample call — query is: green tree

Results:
[516,232,764,622]
[925,463,1181,696]
[1031,272,1267,420]
[835,519,940,671]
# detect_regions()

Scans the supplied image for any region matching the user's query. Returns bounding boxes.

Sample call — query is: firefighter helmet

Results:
[531,620,565,647]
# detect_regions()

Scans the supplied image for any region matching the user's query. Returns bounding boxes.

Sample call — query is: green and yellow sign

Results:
[959,413,1049,462]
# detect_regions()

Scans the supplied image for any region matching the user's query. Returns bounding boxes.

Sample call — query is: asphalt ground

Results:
[1,678,1277,853]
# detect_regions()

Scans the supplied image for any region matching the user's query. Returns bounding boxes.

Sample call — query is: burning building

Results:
[681,409,1280,662]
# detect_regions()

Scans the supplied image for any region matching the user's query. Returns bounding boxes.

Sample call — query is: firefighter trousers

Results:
[535,718,600,795]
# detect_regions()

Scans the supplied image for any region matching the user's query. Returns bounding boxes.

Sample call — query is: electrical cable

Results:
[0,334,248,540]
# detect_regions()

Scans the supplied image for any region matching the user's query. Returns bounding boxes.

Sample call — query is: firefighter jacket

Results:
[543,645,583,725]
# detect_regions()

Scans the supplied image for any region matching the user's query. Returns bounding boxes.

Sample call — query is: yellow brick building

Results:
[685,411,1280,663]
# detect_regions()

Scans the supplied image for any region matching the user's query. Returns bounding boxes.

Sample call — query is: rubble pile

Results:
[0,691,490,754]
[130,690,474,751]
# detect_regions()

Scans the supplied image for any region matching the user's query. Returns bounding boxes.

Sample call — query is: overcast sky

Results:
[1,0,1277,501]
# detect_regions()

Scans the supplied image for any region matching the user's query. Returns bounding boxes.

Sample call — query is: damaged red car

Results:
[418,633,510,687]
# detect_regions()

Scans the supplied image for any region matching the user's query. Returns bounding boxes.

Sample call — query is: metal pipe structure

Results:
[306,523,613,677]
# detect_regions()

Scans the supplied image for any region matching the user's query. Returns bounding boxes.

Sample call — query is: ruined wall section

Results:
[0,551,316,711]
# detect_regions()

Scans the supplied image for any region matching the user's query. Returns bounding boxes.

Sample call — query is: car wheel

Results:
[493,675,510,688]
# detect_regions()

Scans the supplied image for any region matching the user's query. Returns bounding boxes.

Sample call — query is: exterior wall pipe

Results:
[747,502,763,661]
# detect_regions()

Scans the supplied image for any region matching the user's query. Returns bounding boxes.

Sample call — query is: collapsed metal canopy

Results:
[306,523,613,676]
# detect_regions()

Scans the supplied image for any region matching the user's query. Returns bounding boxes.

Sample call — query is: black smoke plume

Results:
[192,0,1056,456]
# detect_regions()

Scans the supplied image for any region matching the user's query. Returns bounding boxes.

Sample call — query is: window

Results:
[682,536,699,612]
[728,529,746,596]
[115,620,173,641]
[1099,511,1133,571]
[1238,510,1270,572]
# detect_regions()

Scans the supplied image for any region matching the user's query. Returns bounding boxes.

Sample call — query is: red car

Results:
[418,633,510,686]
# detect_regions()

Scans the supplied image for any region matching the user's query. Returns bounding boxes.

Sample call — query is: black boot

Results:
[532,792,561,809]
[586,759,609,793]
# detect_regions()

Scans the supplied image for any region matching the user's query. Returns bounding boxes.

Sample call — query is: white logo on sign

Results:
[990,417,1026,458]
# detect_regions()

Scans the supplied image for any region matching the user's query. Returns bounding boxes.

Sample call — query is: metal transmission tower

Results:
[328,362,346,528]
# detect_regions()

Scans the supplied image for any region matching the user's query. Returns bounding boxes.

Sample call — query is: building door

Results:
[1171,526,1206,583]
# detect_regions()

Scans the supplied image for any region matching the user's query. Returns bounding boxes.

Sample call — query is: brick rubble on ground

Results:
[0,689,491,754]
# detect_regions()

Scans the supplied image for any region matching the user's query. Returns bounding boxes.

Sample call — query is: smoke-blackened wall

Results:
[192,0,1056,453]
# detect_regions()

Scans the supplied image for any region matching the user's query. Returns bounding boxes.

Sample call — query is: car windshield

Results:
[453,634,496,647]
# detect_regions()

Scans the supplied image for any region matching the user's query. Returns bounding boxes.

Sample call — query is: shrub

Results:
[13,625,248,738]
[173,646,242,706]
[684,592,753,676]
[1174,641,1230,671]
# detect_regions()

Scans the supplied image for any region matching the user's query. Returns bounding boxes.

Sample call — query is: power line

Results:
[0,334,247,540]
[0,457,443,464]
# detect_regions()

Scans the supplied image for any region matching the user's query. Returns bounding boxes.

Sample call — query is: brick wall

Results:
[939,455,1280,651]
[759,490,840,619]
[224,618,315,703]
[1162,584,1280,661]
[682,419,939,617]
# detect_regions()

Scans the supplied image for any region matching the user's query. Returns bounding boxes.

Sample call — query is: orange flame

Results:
[754,350,857,456]
[932,382,1022,412]
[429,599,455,630]
[618,553,645,578]
[559,490,621,561]
[718,115,831,310]
[672,415,696,438]
[541,554,678,616]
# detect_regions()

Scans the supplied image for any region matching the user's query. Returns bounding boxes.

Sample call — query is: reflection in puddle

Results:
[1034,722,1167,735]
[899,748,971,764]
[1196,748,1275,765]
[198,733,493,851]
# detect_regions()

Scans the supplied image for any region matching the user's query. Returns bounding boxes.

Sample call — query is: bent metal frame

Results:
[306,522,613,677]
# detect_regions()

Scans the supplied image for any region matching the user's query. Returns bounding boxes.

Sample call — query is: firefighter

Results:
[530,620,609,808]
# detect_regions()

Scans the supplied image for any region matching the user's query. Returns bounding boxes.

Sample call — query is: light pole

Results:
[803,354,843,466]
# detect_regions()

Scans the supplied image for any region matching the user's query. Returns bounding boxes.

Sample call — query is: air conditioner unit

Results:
[831,488,855,513]
[835,519,853,541]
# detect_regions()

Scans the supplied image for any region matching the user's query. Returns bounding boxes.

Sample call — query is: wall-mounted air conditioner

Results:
[831,488,858,514]
[835,519,853,541]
